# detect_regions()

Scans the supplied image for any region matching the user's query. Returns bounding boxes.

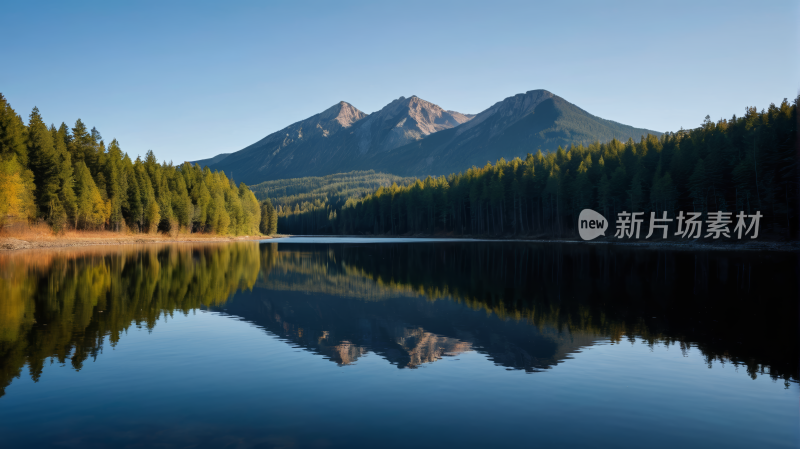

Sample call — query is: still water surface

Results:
[0,239,797,448]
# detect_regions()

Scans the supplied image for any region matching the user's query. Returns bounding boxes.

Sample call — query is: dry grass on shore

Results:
[0,222,268,251]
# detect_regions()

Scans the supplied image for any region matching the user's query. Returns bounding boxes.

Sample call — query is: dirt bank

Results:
[0,231,273,252]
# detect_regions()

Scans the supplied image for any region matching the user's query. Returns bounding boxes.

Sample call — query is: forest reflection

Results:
[0,241,796,398]
[0,243,260,398]
[255,242,797,384]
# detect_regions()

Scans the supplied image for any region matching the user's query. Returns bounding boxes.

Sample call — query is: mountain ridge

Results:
[194,96,475,183]
[194,89,661,183]
[359,90,663,176]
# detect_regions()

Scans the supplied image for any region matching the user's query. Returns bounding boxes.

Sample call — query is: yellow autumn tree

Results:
[0,157,35,229]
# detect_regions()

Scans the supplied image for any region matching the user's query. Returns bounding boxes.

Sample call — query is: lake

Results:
[0,238,797,448]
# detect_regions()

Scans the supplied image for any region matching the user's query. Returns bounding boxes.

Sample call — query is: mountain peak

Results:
[319,101,366,128]
[355,95,473,154]
[456,89,555,135]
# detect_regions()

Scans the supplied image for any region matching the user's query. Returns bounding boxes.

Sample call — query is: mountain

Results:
[195,89,660,183]
[361,90,661,176]
[196,97,472,184]
[194,101,367,184]
[351,95,473,155]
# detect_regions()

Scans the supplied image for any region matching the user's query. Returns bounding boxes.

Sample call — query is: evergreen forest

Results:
[0,94,278,236]
[250,170,414,235]
[281,97,798,240]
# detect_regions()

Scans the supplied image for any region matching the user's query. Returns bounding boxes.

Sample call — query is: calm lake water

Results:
[0,238,797,448]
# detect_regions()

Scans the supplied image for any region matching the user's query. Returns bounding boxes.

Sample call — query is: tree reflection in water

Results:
[0,240,796,398]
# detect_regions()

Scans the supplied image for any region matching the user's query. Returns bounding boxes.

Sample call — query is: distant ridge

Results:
[194,89,660,183]
[193,152,230,168]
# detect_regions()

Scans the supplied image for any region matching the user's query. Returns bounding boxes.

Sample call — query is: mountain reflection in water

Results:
[0,240,797,399]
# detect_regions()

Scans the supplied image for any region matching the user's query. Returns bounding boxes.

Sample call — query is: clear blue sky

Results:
[2,0,797,164]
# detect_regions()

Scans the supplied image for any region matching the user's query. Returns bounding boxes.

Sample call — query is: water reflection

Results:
[0,243,260,397]
[0,240,796,399]
[215,288,596,371]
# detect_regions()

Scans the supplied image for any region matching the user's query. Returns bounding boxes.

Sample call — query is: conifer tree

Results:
[68,119,93,169]
[26,109,60,217]
[105,139,124,231]
[52,127,77,227]
[73,162,106,229]
[170,173,192,230]
[239,182,261,235]
[0,103,36,223]
[191,181,211,231]
[0,94,28,164]
[260,199,277,235]
[123,161,143,231]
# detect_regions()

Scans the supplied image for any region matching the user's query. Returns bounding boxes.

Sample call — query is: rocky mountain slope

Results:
[195,97,472,184]
[195,90,660,183]
[352,95,473,154]
[361,90,661,176]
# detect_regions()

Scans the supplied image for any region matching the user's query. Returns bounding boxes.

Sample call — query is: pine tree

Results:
[0,94,28,164]
[73,162,106,229]
[170,174,193,230]
[136,163,160,233]
[123,161,143,231]
[260,199,277,235]
[105,139,124,231]
[69,119,92,169]
[53,127,78,228]
[239,182,261,235]
[26,109,60,217]
[191,181,211,231]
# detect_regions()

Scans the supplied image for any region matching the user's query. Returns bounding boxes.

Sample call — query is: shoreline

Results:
[0,233,275,252]
[1,231,796,252]
[272,234,800,252]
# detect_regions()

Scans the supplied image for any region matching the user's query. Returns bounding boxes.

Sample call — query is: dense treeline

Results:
[0,94,266,235]
[300,98,797,239]
[251,170,414,235]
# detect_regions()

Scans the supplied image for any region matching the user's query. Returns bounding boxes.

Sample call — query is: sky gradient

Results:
[2,0,797,164]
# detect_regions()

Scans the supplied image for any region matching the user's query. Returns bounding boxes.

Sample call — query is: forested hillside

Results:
[250,170,414,207]
[280,97,798,240]
[0,94,269,236]
[250,170,415,233]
